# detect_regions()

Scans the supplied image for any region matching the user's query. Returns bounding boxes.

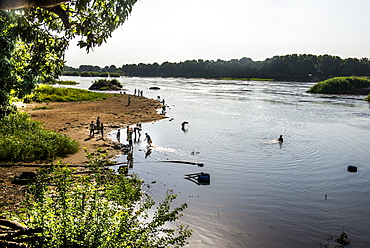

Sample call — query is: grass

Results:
[0,112,79,162]
[31,85,112,102]
[307,76,370,94]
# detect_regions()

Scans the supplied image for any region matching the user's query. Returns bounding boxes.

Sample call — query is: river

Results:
[61,76,370,247]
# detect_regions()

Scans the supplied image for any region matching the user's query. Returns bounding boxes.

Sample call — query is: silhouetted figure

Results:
[126,126,133,150]
[96,117,101,134]
[89,121,95,137]
[278,135,283,142]
[116,129,121,142]
[181,121,188,132]
[144,133,152,147]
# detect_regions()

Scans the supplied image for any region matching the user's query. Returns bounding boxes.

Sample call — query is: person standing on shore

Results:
[127,95,131,106]
[96,117,101,134]
[89,121,95,137]
[144,133,152,147]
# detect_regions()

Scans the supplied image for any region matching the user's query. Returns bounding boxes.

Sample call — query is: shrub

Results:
[0,112,79,162]
[62,71,80,76]
[307,76,370,94]
[80,71,93,77]
[7,152,192,247]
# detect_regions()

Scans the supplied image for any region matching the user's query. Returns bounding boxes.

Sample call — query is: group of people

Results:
[134,89,144,97]
[89,116,104,139]
[116,124,152,150]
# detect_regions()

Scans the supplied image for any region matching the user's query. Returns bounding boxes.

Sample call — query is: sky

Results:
[65,0,370,68]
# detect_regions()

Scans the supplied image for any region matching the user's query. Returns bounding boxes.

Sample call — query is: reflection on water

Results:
[61,76,370,248]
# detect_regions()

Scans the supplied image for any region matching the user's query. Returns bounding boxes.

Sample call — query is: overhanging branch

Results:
[0,0,70,10]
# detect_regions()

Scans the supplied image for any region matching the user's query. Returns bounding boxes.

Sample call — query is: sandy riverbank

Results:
[0,94,165,209]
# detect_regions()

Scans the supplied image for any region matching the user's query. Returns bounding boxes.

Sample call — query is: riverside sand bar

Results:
[0,94,165,203]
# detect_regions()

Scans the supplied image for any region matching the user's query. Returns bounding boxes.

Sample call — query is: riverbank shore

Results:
[0,94,165,209]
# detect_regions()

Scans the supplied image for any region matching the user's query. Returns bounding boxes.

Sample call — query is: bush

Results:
[307,76,370,94]
[80,71,93,77]
[7,153,192,247]
[62,71,80,76]
[98,72,109,77]
[109,72,122,77]
[0,112,79,162]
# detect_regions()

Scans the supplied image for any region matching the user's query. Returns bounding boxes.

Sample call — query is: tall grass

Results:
[0,113,79,162]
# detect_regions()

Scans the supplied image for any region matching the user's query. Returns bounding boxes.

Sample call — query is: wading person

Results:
[144,133,152,147]
[116,129,121,143]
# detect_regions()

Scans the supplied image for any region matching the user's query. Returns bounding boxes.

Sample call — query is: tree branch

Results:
[0,0,70,10]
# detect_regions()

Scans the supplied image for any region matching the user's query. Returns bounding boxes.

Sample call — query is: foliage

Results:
[307,76,370,94]
[0,112,79,162]
[89,79,123,91]
[66,54,370,82]
[62,71,80,76]
[109,72,122,77]
[93,79,122,88]
[31,85,111,102]
[62,66,125,77]
[0,0,137,116]
[7,152,192,247]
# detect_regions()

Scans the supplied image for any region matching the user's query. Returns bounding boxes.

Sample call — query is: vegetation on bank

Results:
[307,76,370,94]
[0,113,79,162]
[89,79,123,91]
[46,79,79,85]
[1,152,192,247]
[62,70,123,77]
[25,85,112,103]
[64,54,370,82]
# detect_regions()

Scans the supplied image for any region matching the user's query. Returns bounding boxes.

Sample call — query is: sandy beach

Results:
[0,94,165,208]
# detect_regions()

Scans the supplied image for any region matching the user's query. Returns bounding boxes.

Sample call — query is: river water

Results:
[61,76,370,247]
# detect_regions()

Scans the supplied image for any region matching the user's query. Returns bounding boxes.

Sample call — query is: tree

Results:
[0,0,137,116]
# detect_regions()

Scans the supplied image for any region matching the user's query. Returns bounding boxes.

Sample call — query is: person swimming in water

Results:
[278,135,283,142]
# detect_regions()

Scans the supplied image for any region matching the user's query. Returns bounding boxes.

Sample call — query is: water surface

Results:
[61,76,370,247]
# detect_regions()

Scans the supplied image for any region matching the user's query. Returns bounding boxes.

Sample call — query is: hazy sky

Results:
[65,0,370,67]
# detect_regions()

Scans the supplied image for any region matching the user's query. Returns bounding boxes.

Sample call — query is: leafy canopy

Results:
[0,0,137,116]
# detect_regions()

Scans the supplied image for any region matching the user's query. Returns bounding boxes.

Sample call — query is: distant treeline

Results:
[62,65,123,77]
[64,54,370,81]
